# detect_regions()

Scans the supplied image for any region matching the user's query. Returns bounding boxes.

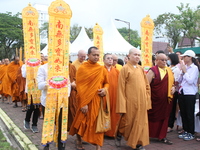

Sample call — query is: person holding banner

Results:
[69,46,109,150]
[116,48,151,150]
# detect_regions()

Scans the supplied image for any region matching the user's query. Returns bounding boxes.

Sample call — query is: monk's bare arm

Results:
[146,69,155,84]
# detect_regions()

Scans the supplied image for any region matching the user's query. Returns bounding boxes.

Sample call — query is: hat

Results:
[180,50,195,58]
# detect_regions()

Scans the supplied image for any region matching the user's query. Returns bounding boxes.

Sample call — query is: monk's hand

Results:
[71,81,76,89]
[98,88,106,97]
[171,86,175,95]
[81,105,88,114]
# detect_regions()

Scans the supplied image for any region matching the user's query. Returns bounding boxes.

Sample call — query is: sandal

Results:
[115,135,122,147]
[22,108,26,112]
[159,138,173,145]
[167,128,173,133]
[74,140,85,150]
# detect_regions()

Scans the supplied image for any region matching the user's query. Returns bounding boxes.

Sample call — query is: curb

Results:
[0,108,38,150]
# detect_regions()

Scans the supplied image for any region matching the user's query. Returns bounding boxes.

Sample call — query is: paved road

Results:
[0,101,200,150]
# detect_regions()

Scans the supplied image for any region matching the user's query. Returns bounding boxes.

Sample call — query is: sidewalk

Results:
[0,101,200,150]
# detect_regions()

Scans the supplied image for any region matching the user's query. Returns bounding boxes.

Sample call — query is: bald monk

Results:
[0,58,11,103]
[41,53,47,65]
[116,48,151,149]
[146,53,175,145]
[7,56,23,107]
[112,54,122,71]
[69,46,109,150]
[68,63,77,131]
[103,53,120,137]
[72,50,86,70]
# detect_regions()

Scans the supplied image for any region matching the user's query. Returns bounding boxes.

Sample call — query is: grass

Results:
[0,129,17,150]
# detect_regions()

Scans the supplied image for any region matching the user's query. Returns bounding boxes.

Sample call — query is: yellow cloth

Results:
[166,67,174,103]
[72,59,82,70]
[158,67,166,80]
[115,64,122,71]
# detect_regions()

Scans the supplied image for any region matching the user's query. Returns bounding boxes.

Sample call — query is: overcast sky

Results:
[0,0,199,32]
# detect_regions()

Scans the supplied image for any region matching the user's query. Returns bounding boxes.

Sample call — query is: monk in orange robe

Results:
[68,63,77,131]
[116,48,151,149]
[103,53,120,137]
[69,46,109,150]
[0,58,11,102]
[72,50,86,70]
[7,56,23,107]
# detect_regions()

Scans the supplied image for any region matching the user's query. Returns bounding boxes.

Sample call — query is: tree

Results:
[117,27,141,47]
[0,12,23,59]
[70,24,81,42]
[177,3,200,47]
[154,13,183,49]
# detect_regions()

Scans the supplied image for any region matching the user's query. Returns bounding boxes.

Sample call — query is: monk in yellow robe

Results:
[116,48,151,149]
[69,46,109,150]
[68,63,77,131]
[7,56,23,107]
[103,53,120,137]
[112,54,122,71]
[72,50,86,70]
[0,58,11,102]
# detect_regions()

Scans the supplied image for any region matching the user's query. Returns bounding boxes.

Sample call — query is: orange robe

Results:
[68,63,77,131]
[116,62,151,149]
[7,61,23,101]
[72,59,82,70]
[0,64,10,96]
[104,66,120,137]
[69,60,109,146]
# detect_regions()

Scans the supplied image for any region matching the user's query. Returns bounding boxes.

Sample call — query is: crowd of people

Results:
[0,47,200,150]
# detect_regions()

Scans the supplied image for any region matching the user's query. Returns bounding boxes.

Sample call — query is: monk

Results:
[103,53,120,137]
[68,63,77,131]
[112,54,122,71]
[72,49,86,70]
[116,48,151,150]
[69,46,109,150]
[146,53,175,145]
[41,53,47,65]
[7,56,23,107]
[0,58,11,103]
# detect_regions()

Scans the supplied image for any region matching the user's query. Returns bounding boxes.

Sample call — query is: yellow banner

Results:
[22,4,41,106]
[41,0,72,145]
[141,15,154,72]
[93,23,104,63]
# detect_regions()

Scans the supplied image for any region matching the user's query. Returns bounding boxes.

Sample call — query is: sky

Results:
[0,0,199,32]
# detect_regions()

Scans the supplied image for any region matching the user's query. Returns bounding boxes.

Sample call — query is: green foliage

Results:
[117,27,141,47]
[70,24,81,42]
[0,12,23,59]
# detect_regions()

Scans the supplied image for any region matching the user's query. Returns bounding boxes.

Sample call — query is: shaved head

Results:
[128,48,141,65]
[77,50,86,63]
[112,54,118,66]
[129,48,141,55]
[156,53,167,68]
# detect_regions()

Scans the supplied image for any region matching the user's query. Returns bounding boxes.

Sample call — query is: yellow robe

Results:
[116,62,151,149]
[72,59,82,71]
[114,64,122,71]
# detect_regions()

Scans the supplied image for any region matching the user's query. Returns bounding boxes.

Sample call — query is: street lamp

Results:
[115,19,131,43]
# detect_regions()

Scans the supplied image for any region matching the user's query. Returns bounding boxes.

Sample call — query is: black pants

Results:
[168,91,178,128]
[178,92,196,134]
[45,108,65,150]
[25,98,40,126]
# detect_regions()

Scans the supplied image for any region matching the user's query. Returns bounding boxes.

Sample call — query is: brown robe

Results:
[116,62,151,149]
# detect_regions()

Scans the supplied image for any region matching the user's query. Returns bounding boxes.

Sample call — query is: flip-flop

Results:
[159,138,173,145]
[74,140,85,150]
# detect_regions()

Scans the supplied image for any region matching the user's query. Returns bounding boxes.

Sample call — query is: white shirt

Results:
[21,64,27,93]
[171,65,181,91]
[37,63,71,107]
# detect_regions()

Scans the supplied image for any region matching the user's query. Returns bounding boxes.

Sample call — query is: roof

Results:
[152,41,169,54]
[178,37,195,47]
[174,47,200,54]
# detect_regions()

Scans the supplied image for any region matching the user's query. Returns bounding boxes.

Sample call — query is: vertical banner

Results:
[22,4,41,107]
[41,0,72,145]
[141,15,154,72]
[93,23,104,63]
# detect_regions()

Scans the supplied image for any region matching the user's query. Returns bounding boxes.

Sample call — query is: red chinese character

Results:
[145,48,149,53]
[145,59,150,64]
[30,50,35,55]
[55,65,61,72]
[54,58,62,64]
[28,20,33,26]
[145,42,149,47]
[29,39,34,44]
[29,46,35,50]
[96,41,100,44]
[56,20,63,29]
[28,27,34,32]
[55,48,62,56]
[96,45,100,48]
[55,30,63,38]
[57,39,62,47]
[145,36,149,41]
[30,33,33,38]
[96,36,100,40]
[145,30,149,36]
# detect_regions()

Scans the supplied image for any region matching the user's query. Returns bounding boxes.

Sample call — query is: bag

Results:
[96,96,111,133]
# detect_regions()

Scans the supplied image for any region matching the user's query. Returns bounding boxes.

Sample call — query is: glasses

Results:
[159,59,167,62]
